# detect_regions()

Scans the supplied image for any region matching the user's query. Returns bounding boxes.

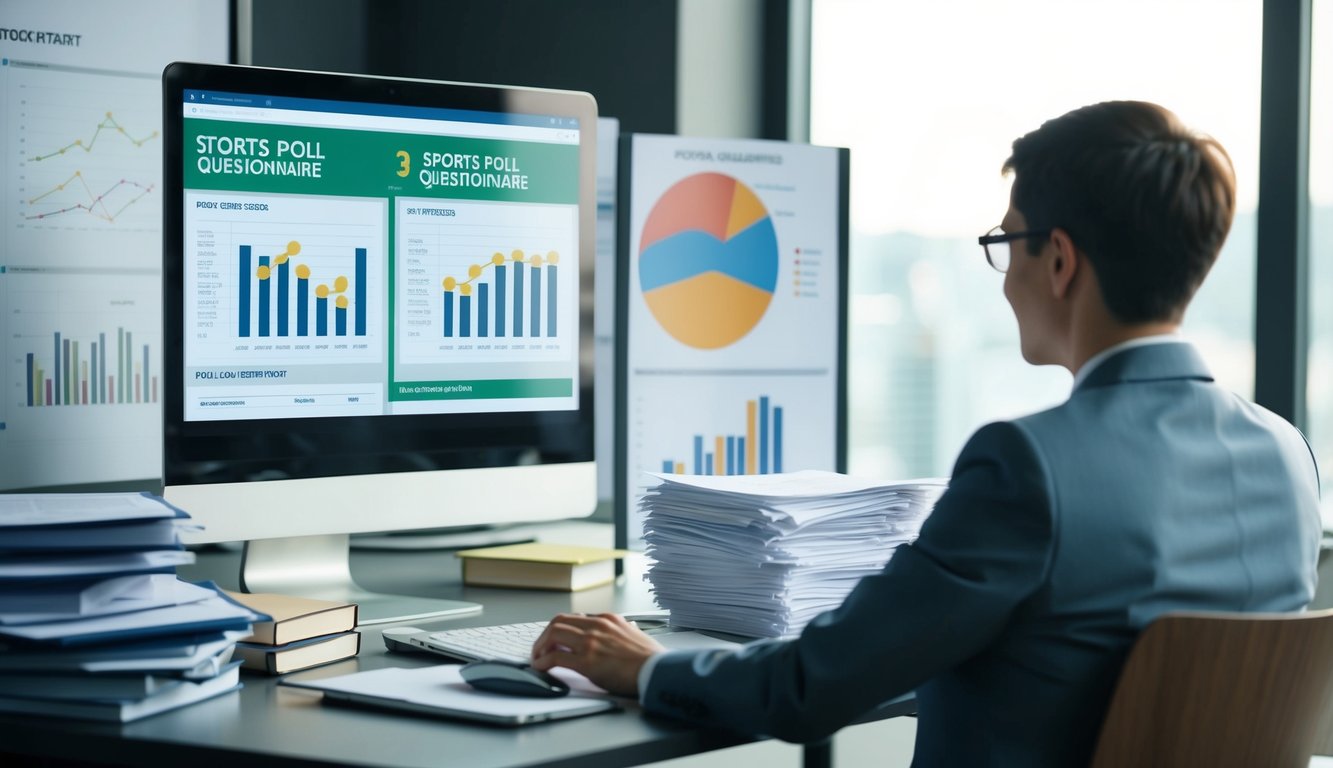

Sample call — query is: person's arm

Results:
[537,421,1054,741]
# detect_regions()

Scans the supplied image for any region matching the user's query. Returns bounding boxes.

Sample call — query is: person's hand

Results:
[530,612,666,697]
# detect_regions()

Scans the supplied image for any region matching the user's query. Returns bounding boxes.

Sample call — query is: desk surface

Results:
[0,523,914,768]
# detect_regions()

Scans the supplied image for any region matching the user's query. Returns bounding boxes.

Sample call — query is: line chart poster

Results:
[0,0,229,489]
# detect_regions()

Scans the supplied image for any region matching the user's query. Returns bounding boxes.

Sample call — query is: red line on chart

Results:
[24,171,155,223]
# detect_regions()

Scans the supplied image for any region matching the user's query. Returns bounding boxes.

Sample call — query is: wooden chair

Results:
[1088,608,1333,768]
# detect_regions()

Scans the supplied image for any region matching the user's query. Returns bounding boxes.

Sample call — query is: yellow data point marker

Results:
[443,276,457,291]
[316,284,330,298]
[461,283,472,297]
[333,275,349,293]
[287,240,301,256]
[336,295,349,309]
[468,264,482,279]
[256,265,271,280]
[295,264,311,280]
[274,253,288,265]
[530,255,543,268]
[492,252,505,265]
[546,251,559,264]
[511,249,525,262]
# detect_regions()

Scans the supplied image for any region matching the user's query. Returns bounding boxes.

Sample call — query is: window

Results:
[1308,0,1332,498]
[811,0,1262,478]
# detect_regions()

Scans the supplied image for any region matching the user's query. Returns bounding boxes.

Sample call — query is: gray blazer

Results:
[642,343,1322,766]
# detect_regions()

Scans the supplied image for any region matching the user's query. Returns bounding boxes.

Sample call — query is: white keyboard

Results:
[420,621,548,664]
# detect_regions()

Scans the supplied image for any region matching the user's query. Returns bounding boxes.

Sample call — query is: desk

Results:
[0,524,914,767]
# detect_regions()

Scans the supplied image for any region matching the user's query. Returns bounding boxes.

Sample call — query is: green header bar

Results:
[183,117,578,204]
[391,378,574,401]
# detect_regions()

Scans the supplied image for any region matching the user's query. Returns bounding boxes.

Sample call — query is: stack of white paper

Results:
[0,493,265,722]
[641,470,947,639]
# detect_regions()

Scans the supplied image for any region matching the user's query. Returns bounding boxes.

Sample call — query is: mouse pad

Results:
[280,664,618,726]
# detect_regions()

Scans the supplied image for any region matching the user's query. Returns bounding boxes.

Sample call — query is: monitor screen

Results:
[162,63,597,623]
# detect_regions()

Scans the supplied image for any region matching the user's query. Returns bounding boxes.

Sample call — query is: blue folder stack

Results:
[641,471,947,638]
[0,493,267,722]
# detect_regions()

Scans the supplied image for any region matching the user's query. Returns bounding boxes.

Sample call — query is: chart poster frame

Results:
[614,133,850,551]
[0,0,232,491]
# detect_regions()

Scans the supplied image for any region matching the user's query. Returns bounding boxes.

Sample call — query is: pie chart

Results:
[638,173,778,349]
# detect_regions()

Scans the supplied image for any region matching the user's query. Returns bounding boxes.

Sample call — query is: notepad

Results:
[281,664,619,725]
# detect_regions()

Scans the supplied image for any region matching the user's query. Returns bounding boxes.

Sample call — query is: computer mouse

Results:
[459,660,570,698]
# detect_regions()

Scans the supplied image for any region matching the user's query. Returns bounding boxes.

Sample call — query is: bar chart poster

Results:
[625,374,838,544]
[1,268,162,489]
[184,191,386,367]
[619,134,848,547]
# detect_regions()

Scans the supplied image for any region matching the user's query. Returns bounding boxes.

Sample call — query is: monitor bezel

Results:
[161,62,597,490]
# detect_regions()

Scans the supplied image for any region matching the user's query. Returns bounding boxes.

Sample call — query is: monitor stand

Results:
[239,534,481,626]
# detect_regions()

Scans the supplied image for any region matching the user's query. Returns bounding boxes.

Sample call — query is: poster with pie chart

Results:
[617,133,850,551]
[637,173,778,349]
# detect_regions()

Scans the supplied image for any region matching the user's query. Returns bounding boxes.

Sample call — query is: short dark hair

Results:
[1003,101,1236,324]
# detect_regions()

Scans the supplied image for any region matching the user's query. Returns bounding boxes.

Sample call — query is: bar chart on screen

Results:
[183,191,386,367]
[395,199,575,365]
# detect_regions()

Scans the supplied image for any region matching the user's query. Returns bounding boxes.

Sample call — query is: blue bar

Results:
[335,305,347,336]
[478,284,489,337]
[737,437,745,473]
[25,353,33,407]
[693,435,703,474]
[759,396,770,474]
[63,338,70,406]
[117,328,124,403]
[495,265,507,337]
[277,259,289,336]
[726,436,736,475]
[530,266,542,337]
[774,407,784,472]
[258,255,270,337]
[297,278,309,336]
[546,264,557,337]
[53,332,61,406]
[460,294,472,337]
[239,245,251,337]
[124,331,131,403]
[316,297,328,336]
[513,264,524,337]
[662,460,673,473]
[444,291,454,337]
[704,453,714,476]
[355,248,367,336]
[143,345,150,402]
[99,332,106,403]
[90,342,97,404]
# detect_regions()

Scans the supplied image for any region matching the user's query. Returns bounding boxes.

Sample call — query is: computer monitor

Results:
[161,63,597,624]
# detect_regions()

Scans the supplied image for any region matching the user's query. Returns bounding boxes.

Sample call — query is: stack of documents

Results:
[0,493,266,722]
[641,471,947,638]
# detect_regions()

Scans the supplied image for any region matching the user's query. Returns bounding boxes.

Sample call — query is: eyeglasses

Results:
[978,226,1053,273]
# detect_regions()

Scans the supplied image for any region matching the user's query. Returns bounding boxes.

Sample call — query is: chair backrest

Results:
[1088,608,1333,768]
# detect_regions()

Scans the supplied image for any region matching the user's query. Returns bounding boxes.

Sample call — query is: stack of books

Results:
[224,591,360,674]
[0,493,267,722]
[641,470,947,638]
